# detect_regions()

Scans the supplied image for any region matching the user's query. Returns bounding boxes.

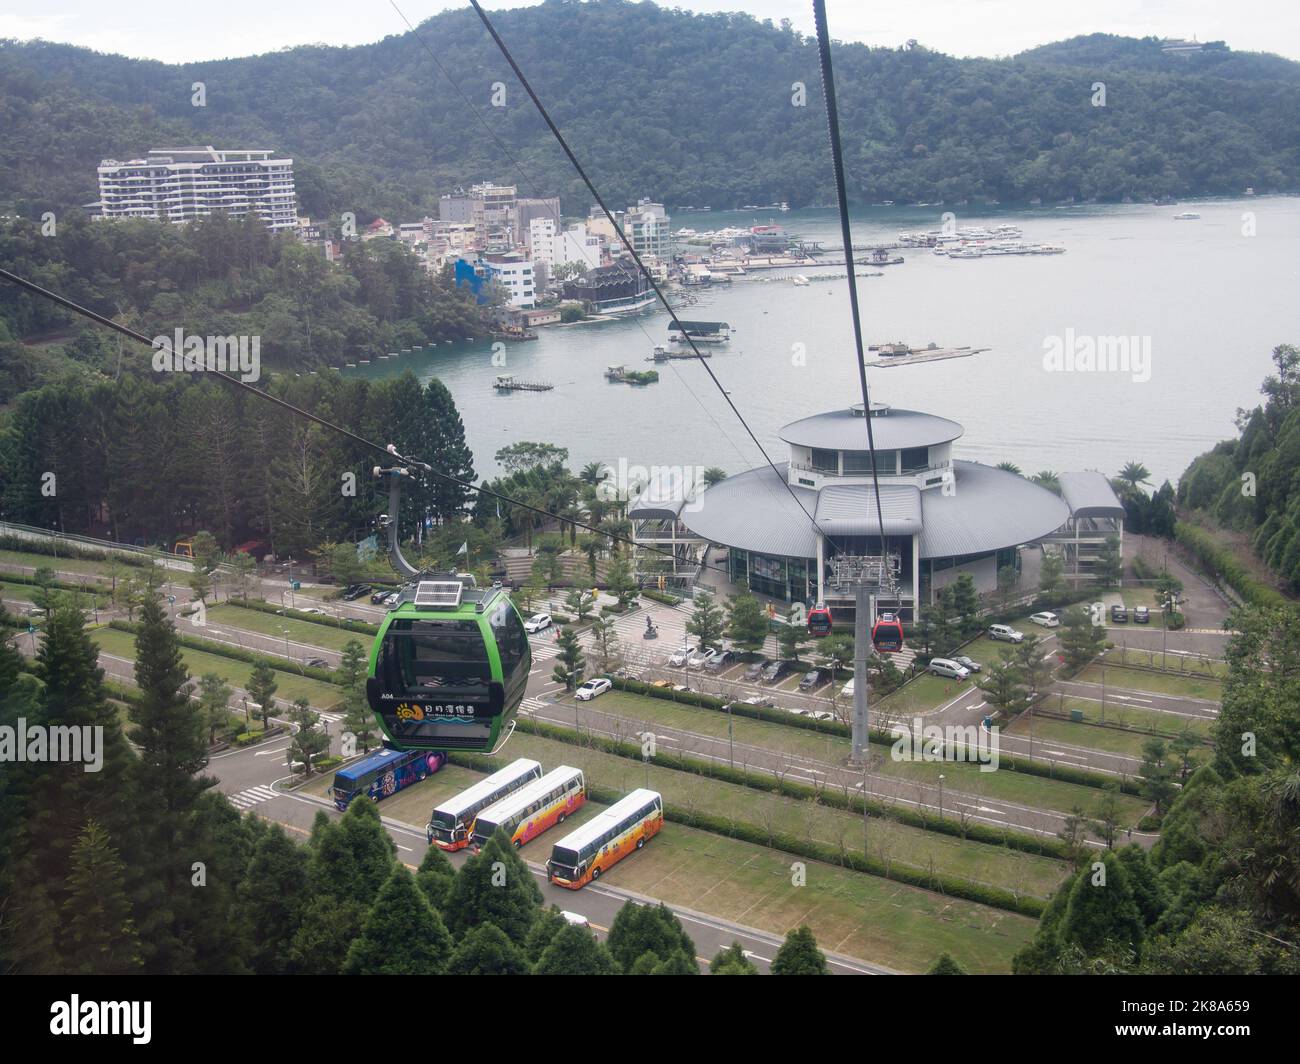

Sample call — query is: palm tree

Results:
[579,461,607,487]
[1031,470,1062,495]
[702,467,727,488]
[996,461,1023,476]
[1118,461,1152,490]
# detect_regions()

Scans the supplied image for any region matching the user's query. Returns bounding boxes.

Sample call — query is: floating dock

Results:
[864,343,990,368]
[493,374,553,392]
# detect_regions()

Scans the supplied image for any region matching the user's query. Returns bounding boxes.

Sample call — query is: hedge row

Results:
[109,619,341,686]
[610,677,1139,795]
[504,719,1051,914]
[0,533,151,568]
[0,569,110,595]
[1175,521,1291,609]
[640,588,683,606]
[226,597,380,636]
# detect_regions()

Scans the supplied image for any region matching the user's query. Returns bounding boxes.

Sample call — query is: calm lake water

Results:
[346,198,1300,485]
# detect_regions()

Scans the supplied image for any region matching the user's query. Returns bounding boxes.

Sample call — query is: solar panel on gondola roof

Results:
[413,580,464,608]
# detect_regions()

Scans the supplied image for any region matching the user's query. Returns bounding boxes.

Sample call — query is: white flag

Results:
[457,541,469,556]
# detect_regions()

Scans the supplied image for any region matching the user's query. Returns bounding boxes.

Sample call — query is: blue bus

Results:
[332,746,446,810]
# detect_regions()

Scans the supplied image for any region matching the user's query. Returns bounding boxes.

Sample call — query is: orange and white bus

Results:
[546,789,663,889]
[469,766,585,851]
[425,757,543,850]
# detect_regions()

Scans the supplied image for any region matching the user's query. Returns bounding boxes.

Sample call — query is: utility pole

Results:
[851,582,872,765]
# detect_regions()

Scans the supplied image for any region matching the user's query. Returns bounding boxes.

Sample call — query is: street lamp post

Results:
[938,773,945,820]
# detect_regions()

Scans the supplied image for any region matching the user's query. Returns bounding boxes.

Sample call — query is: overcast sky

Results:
[3,0,1297,64]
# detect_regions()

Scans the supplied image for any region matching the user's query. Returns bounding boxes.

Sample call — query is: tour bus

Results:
[547,789,664,889]
[425,757,543,848]
[468,766,586,851]
[331,747,446,810]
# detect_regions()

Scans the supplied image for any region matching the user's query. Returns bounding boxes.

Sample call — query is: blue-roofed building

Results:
[630,401,1121,623]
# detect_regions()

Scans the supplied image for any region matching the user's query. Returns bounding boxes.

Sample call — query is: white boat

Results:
[676,227,697,237]
[792,275,810,286]
[778,202,790,212]
[1173,212,1201,220]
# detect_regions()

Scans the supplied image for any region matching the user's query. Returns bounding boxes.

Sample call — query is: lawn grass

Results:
[1075,663,1223,701]
[313,751,1038,972]
[1105,646,1227,677]
[0,548,116,580]
[92,626,343,709]
[1042,696,1213,738]
[875,672,973,716]
[208,603,364,653]
[1004,714,1208,763]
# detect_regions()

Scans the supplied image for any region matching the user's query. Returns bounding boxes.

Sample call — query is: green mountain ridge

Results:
[1,1,1298,220]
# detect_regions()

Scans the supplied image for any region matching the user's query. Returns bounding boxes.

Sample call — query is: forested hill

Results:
[2,0,1299,221]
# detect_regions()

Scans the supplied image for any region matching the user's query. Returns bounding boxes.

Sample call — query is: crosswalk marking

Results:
[227,784,280,810]
[520,696,549,715]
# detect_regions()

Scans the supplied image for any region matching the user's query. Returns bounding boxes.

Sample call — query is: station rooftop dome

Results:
[778,403,963,452]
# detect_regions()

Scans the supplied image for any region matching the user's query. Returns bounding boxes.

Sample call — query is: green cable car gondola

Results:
[366,576,531,753]
[364,461,530,753]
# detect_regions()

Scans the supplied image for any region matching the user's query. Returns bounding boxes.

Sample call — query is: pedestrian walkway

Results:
[520,696,549,716]
[227,785,280,811]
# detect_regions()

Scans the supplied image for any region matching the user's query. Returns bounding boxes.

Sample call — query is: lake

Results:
[344,198,1300,486]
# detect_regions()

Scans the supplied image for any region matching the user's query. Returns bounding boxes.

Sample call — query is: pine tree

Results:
[307,797,398,908]
[414,843,458,912]
[197,672,233,745]
[446,923,531,975]
[771,925,828,974]
[246,661,279,730]
[710,942,759,974]
[64,820,142,974]
[685,591,725,651]
[606,901,697,974]
[287,697,328,775]
[444,831,543,940]
[726,590,769,654]
[927,952,968,975]
[343,865,453,975]
[534,923,619,975]
[238,825,311,974]
[551,625,586,691]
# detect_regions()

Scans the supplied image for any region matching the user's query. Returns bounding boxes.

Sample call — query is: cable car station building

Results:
[630,401,1123,623]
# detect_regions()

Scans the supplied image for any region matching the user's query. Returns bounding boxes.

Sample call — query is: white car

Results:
[668,645,694,667]
[524,612,552,633]
[560,910,590,927]
[575,677,612,701]
[928,657,972,680]
[1030,611,1060,628]
[687,647,718,669]
[297,606,326,616]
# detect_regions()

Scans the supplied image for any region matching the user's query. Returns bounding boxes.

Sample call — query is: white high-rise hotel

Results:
[95,147,297,231]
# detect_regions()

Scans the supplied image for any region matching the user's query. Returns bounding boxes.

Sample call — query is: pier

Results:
[493,374,553,392]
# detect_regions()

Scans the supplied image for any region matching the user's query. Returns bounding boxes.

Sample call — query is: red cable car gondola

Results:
[807,604,833,637]
[871,611,905,653]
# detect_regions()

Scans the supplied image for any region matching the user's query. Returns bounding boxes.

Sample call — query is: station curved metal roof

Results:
[676,460,1069,560]
[778,404,964,453]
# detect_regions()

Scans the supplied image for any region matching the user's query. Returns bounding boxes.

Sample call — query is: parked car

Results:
[669,645,695,667]
[342,584,371,601]
[560,910,590,928]
[1030,611,1060,628]
[988,624,1024,643]
[305,658,329,669]
[575,677,612,701]
[1133,606,1151,624]
[742,659,768,682]
[762,660,793,684]
[807,710,836,722]
[704,649,735,672]
[1111,604,1129,624]
[737,694,775,708]
[687,647,718,669]
[382,591,402,607]
[296,606,326,616]
[953,655,982,673]
[798,669,828,691]
[524,612,552,634]
[928,657,972,681]
[648,679,674,689]
[369,589,393,604]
